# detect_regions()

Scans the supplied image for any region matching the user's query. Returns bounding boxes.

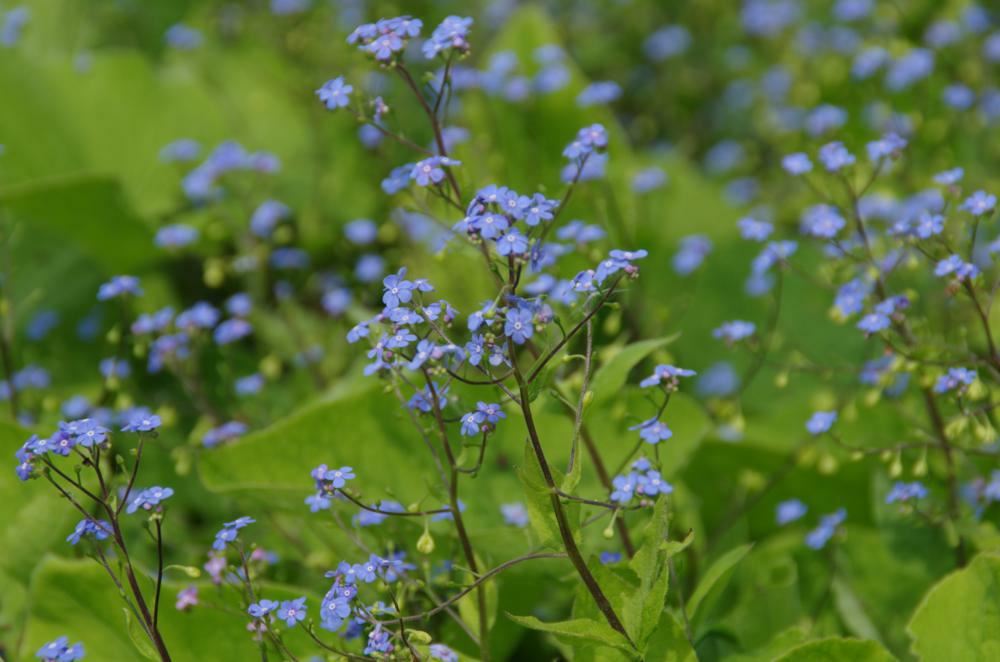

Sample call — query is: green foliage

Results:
[908,553,1000,661]
[773,638,896,662]
[505,613,635,654]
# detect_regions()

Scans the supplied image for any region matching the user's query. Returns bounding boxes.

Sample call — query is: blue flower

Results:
[775,499,808,525]
[673,235,712,275]
[165,23,202,50]
[738,217,773,241]
[382,164,414,194]
[411,156,460,187]
[629,417,673,444]
[349,17,422,62]
[885,48,934,91]
[248,599,279,619]
[176,302,221,331]
[235,373,264,396]
[637,470,673,496]
[213,319,252,345]
[639,365,696,389]
[632,167,668,194]
[382,268,415,309]
[497,229,529,256]
[912,212,944,239]
[430,643,460,662]
[277,598,307,627]
[933,168,963,186]
[562,124,608,160]
[386,329,417,350]
[644,24,691,61]
[365,624,393,655]
[557,220,605,244]
[126,486,174,514]
[344,219,377,245]
[595,249,647,283]
[66,518,112,545]
[577,81,622,107]
[599,551,623,565]
[99,357,131,380]
[500,502,529,528]
[805,509,846,550]
[35,636,85,662]
[460,411,485,437]
[866,132,906,160]
[202,421,247,448]
[713,320,756,343]
[934,367,976,394]
[801,204,846,238]
[806,411,837,436]
[121,411,161,433]
[250,200,291,238]
[97,275,142,301]
[886,481,928,504]
[934,254,979,280]
[817,142,855,172]
[961,190,996,216]
[316,77,353,110]
[782,152,813,175]
[524,194,557,225]
[833,278,871,317]
[314,465,355,491]
[423,16,473,59]
[212,516,255,550]
[805,105,847,137]
[504,307,534,344]
[61,418,110,448]
[752,241,798,274]
[155,224,199,248]
[857,312,890,334]
[610,474,637,503]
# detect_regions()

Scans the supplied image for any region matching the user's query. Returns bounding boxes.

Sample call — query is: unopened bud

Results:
[417,529,435,554]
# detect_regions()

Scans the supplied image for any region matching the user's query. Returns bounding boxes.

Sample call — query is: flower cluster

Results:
[610,458,674,504]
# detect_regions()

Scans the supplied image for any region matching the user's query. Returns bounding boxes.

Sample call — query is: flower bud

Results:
[417,529,435,554]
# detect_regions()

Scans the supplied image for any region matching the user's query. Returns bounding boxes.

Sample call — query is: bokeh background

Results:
[2,0,999,660]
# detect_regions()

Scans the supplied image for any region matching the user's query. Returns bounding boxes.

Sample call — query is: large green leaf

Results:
[907,553,1000,660]
[687,543,753,627]
[588,335,680,410]
[199,380,436,495]
[0,174,157,275]
[643,612,698,662]
[505,612,635,654]
[622,496,674,646]
[774,637,896,661]
[19,557,321,661]
[0,422,78,647]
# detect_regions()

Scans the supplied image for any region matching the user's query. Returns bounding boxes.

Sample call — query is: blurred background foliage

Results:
[1,0,999,660]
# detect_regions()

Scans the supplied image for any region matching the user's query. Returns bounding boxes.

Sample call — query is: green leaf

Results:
[623,496,674,645]
[516,443,576,549]
[458,553,500,633]
[774,637,896,661]
[588,335,679,410]
[642,612,697,662]
[20,557,320,660]
[0,175,157,274]
[0,421,78,644]
[832,577,883,644]
[907,553,1000,660]
[505,613,634,654]
[687,543,753,625]
[123,608,159,661]
[199,380,436,494]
